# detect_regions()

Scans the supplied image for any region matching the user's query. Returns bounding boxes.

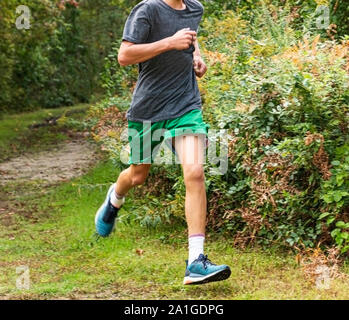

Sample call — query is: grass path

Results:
[1,107,349,300]
[0,104,89,162]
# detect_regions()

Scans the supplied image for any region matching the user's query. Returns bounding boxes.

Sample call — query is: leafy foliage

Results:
[198,5,349,252]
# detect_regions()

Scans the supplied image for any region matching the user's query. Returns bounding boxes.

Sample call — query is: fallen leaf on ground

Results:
[136,249,144,256]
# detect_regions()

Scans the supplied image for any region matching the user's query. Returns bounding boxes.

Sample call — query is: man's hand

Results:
[193,55,207,78]
[169,28,197,51]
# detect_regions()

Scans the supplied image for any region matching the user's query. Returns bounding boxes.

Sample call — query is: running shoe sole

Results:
[183,267,231,285]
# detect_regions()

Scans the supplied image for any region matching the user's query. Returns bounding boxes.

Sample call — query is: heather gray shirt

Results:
[122,0,204,122]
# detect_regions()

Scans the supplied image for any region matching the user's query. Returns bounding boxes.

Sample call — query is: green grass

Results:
[0,104,89,162]
[1,160,349,300]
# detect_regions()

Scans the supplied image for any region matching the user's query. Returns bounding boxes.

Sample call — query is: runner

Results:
[95,0,231,285]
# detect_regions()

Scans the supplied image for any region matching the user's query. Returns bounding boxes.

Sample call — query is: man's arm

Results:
[193,39,207,78]
[118,28,197,66]
[193,38,202,58]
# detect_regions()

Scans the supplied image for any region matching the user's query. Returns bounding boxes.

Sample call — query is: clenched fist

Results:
[169,28,197,51]
[193,55,207,78]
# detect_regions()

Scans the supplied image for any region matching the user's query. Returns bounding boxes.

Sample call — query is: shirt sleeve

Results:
[122,2,151,44]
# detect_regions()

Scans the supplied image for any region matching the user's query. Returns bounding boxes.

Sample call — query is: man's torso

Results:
[123,0,204,122]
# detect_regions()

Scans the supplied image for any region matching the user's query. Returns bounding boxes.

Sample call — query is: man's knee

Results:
[131,173,147,186]
[183,165,205,185]
[130,165,150,186]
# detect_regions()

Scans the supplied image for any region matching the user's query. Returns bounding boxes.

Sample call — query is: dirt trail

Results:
[0,140,97,184]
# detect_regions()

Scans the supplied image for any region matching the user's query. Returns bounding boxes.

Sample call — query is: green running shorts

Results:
[127,108,210,164]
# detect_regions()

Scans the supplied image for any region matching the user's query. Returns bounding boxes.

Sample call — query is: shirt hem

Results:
[122,35,145,44]
[126,105,202,123]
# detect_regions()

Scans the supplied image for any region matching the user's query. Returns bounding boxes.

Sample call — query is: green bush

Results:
[331,0,349,37]
[197,5,349,251]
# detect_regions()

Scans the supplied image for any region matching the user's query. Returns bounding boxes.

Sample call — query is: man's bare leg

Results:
[114,164,151,198]
[95,163,151,237]
[173,135,206,236]
[174,135,206,268]
[173,135,231,285]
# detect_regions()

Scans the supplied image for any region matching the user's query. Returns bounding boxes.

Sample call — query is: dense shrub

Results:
[331,0,349,37]
[198,6,349,251]
[0,1,15,114]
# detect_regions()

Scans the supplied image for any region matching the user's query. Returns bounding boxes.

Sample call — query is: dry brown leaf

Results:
[136,249,144,256]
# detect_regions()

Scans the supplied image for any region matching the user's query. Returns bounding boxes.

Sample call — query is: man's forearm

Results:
[118,38,172,66]
[193,39,201,57]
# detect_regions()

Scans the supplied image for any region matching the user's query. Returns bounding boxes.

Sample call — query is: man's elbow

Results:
[118,53,129,67]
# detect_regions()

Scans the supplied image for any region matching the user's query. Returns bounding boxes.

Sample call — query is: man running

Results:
[95,0,231,285]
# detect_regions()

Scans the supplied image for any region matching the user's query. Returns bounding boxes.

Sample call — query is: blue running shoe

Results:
[183,254,231,285]
[95,184,124,237]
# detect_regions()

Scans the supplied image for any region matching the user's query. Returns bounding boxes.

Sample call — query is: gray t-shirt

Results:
[122,0,204,122]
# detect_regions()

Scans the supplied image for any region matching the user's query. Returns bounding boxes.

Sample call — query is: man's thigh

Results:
[172,135,206,165]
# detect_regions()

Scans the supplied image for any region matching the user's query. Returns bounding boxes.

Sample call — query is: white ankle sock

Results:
[110,188,125,208]
[188,234,205,265]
